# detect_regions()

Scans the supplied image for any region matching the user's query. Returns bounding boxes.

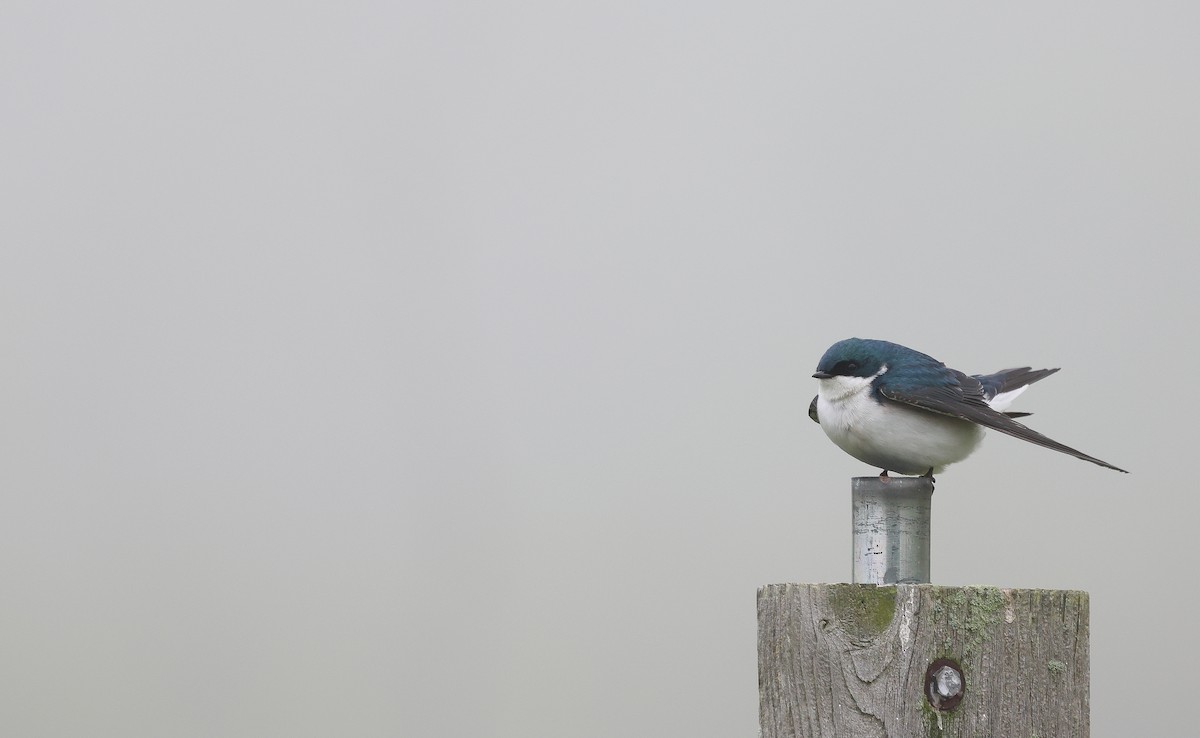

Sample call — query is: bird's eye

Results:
[833,360,860,375]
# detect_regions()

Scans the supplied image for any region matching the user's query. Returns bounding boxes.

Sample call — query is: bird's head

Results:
[812,337,889,380]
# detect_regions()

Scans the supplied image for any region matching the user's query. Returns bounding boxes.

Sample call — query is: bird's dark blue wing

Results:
[878,370,1128,473]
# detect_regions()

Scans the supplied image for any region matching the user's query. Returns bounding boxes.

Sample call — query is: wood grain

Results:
[758,583,1088,737]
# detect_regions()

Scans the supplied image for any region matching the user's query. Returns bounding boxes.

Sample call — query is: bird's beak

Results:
[812,371,833,379]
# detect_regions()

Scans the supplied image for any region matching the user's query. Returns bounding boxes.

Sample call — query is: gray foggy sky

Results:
[3,3,1197,737]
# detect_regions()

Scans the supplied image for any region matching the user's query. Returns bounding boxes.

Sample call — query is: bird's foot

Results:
[921,467,937,483]
[879,469,890,482]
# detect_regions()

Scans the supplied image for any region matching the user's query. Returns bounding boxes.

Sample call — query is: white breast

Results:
[816,369,984,475]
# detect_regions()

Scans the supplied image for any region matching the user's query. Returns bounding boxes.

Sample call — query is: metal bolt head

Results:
[925,658,965,711]
[933,665,962,698]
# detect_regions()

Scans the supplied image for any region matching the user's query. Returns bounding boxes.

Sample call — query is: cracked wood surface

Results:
[758,583,1089,737]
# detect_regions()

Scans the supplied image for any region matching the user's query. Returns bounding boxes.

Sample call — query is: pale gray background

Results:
[2,3,1195,737]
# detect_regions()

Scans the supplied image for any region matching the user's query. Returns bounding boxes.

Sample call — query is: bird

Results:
[809,337,1127,478]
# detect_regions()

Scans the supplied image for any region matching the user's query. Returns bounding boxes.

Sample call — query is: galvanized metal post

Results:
[851,476,933,584]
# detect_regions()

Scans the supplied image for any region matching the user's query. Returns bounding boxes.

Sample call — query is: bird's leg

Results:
[921,467,937,483]
[879,469,890,482]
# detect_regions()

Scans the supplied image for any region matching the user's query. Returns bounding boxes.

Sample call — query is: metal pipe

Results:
[851,476,933,584]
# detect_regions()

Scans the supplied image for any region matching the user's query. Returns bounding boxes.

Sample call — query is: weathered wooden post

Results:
[758,477,1089,737]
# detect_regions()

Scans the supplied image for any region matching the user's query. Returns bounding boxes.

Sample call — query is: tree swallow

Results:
[810,338,1127,477]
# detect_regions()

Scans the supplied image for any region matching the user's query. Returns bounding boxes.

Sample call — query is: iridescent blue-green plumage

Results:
[816,338,962,401]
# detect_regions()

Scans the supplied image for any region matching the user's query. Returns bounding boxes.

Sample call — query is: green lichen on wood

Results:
[920,697,954,737]
[827,584,896,641]
[931,586,1007,657]
[1047,659,1067,676]
[918,586,1010,736]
